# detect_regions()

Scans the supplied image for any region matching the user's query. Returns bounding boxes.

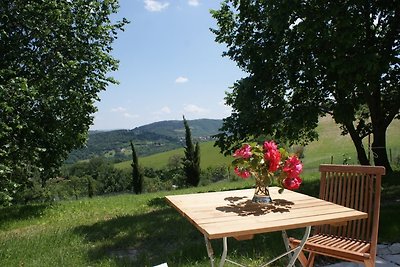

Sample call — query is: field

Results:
[1,117,399,266]
[115,116,400,172]
[115,141,232,170]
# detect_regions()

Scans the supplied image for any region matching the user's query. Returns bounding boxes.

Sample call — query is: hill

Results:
[115,116,400,172]
[66,119,222,163]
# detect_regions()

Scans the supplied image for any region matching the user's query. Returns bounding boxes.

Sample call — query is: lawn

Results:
[1,172,399,267]
[2,117,399,266]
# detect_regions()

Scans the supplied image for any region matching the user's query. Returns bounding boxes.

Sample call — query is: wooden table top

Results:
[165,187,368,240]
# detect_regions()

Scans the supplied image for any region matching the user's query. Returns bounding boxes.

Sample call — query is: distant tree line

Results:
[6,118,229,205]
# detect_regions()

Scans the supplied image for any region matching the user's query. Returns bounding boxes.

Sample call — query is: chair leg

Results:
[296,250,309,267]
[289,242,309,267]
[364,259,374,267]
[307,252,316,267]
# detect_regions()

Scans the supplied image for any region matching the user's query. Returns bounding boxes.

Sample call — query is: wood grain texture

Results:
[166,187,367,240]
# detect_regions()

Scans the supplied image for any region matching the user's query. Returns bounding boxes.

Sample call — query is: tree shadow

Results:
[0,203,50,229]
[72,205,208,266]
[147,196,169,208]
[216,196,294,216]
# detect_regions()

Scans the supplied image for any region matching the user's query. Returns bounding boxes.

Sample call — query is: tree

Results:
[182,116,201,186]
[0,0,128,205]
[211,0,399,172]
[130,141,143,194]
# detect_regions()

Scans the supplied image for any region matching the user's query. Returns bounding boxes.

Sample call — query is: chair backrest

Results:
[316,164,385,253]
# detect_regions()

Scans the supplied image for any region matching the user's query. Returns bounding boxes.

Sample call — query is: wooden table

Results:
[165,187,368,267]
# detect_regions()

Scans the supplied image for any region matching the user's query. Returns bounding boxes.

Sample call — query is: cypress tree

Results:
[182,116,201,186]
[130,141,143,194]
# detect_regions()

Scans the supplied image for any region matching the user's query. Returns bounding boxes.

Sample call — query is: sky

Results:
[90,0,245,130]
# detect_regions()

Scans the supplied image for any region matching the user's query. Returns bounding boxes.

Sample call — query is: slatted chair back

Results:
[316,164,385,260]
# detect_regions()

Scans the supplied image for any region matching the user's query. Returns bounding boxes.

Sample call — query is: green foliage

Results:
[182,116,201,186]
[67,119,223,163]
[61,157,130,198]
[211,0,399,171]
[200,165,231,185]
[0,0,128,206]
[130,141,143,194]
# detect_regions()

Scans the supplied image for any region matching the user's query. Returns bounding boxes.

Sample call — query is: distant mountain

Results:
[66,119,223,163]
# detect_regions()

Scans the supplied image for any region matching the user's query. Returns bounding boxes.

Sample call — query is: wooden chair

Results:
[289,164,385,267]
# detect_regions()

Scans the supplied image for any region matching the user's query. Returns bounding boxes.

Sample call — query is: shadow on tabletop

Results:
[216,196,294,216]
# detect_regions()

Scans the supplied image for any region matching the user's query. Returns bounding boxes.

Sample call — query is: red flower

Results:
[233,144,253,159]
[263,141,280,172]
[234,166,251,179]
[283,177,302,190]
[283,156,303,178]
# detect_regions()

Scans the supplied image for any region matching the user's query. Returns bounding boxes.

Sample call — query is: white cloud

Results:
[111,107,138,119]
[144,0,169,12]
[123,113,139,119]
[111,107,127,113]
[184,104,209,114]
[154,106,172,115]
[160,106,171,114]
[175,76,189,84]
[188,0,200,7]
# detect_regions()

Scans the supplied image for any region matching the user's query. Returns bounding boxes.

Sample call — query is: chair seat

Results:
[289,234,371,262]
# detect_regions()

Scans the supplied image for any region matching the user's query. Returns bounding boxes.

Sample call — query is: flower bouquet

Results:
[232,140,303,203]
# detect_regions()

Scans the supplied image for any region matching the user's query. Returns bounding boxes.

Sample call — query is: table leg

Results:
[219,237,228,267]
[205,226,310,267]
[204,235,215,267]
[281,230,292,261]
[282,226,311,267]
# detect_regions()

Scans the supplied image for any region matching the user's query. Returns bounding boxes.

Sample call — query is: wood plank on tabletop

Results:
[203,210,366,239]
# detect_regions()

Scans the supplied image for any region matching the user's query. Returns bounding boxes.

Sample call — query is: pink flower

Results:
[233,144,253,159]
[283,156,303,178]
[283,177,302,190]
[234,166,251,179]
[263,141,280,172]
[263,140,278,152]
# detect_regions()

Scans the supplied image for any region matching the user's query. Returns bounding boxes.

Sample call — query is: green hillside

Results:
[115,141,232,170]
[302,116,400,171]
[115,116,400,172]
[67,119,222,163]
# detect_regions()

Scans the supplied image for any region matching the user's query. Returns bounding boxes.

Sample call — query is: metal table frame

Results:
[203,227,311,267]
[165,188,367,267]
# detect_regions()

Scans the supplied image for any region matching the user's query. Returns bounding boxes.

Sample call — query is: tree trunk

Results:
[372,127,393,172]
[345,123,370,165]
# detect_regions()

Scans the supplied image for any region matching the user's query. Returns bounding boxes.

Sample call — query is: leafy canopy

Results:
[211,0,399,171]
[0,0,128,205]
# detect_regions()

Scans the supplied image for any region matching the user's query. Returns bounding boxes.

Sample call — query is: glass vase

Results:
[252,175,272,204]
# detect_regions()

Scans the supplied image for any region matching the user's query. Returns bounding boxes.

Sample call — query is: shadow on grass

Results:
[71,174,400,266]
[73,203,211,266]
[0,203,50,229]
[72,199,300,267]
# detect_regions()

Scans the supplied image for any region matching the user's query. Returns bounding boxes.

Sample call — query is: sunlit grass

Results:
[1,117,399,266]
[1,173,399,267]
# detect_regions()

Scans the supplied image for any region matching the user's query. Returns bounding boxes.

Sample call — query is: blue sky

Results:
[91,0,244,130]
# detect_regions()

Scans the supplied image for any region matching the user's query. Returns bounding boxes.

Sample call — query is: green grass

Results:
[115,141,232,170]
[1,174,399,267]
[301,117,400,172]
[1,117,399,266]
